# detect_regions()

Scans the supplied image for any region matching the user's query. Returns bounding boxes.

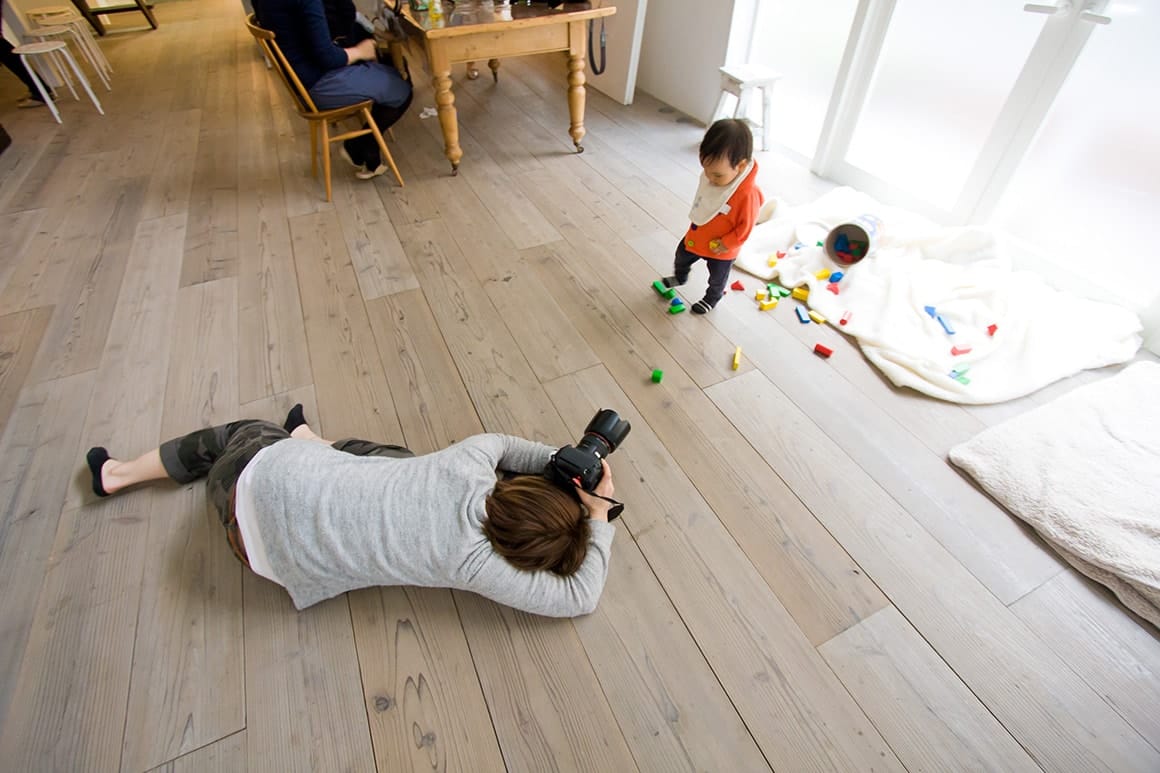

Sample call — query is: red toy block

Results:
[814,343,833,358]
[987,324,998,336]
[840,311,852,326]
[776,251,786,258]
[730,280,745,291]
[826,283,839,295]
[951,345,972,356]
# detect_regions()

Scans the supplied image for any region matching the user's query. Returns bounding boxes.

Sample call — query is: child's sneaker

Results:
[691,300,713,314]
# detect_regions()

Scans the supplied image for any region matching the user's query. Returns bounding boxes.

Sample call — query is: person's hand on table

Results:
[346,38,377,64]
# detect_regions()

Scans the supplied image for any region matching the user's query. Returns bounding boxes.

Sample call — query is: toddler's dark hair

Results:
[699,118,753,167]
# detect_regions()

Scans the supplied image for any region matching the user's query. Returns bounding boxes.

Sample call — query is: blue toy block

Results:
[834,233,850,252]
[670,297,683,307]
[937,314,955,335]
[923,305,937,318]
[795,306,810,324]
[829,271,844,283]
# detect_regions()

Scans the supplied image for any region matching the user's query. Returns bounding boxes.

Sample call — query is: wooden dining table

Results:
[397,0,616,174]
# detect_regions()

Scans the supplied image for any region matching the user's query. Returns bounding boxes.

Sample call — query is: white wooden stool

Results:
[15,40,105,124]
[28,7,113,79]
[31,24,112,90]
[712,64,782,151]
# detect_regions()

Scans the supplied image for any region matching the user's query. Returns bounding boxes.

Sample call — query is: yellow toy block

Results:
[808,310,827,325]
[755,289,766,301]
[732,346,742,370]
[791,286,810,302]
[767,256,778,268]
[815,269,831,280]
[758,298,778,311]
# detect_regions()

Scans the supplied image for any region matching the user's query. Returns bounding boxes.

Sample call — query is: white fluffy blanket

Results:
[735,188,1142,403]
[948,362,1160,629]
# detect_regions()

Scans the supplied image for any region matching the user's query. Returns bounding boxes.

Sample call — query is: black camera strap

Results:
[590,493,623,521]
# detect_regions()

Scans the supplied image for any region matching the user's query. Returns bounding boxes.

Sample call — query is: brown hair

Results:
[483,475,589,575]
[700,118,753,167]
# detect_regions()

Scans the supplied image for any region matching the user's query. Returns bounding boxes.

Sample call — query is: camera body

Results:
[545,409,631,492]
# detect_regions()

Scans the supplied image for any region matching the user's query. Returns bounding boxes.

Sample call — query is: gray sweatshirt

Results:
[247,433,616,617]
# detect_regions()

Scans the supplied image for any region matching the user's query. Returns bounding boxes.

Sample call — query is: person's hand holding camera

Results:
[574,460,614,522]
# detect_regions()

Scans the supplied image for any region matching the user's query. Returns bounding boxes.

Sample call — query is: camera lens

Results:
[581,409,631,456]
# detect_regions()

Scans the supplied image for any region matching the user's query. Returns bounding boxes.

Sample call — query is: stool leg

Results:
[21,54,62,124]
[70,28,111,90]
[712,90,731,123]
[761,85,773,151]
[48,49,79,100]
[60,47,103,115]
[73,20,111,75]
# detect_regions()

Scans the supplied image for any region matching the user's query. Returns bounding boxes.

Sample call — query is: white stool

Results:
[15,40,105,124]
[28,7,113,79]
[712,64,782,151]
[31,24,112,90]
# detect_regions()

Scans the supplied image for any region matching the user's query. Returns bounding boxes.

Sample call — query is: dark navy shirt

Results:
[254,0,348,90]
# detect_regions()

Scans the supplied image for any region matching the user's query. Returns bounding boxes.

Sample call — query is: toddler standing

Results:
[661,119,764,314]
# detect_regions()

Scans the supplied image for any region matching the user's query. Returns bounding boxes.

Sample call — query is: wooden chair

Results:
[244,14,403,202]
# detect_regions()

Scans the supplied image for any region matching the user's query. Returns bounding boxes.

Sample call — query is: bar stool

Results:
[14,40,105,124]
[30,24,112,90]
[711,64,782,151]
[27,7,113,79]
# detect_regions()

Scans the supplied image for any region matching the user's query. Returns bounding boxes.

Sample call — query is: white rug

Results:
[949,362,1160,628]
[735,188,1143,404]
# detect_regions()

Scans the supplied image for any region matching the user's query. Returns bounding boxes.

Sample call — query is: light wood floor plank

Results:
[367,289,482,450]
[395,217,559,445]
[28,176,149,382]
[707,368,1160,771]
[820,605,1041,772]
[235,55,313,404]
[1012,569,1160,750]
[0,208,47,294]
[288,209,402,440]
[454,596,640,773]
[348,587,507,773]
[120,278,244,773]
[333,172,420,300]
[0,371,95,731]
[0,305,53,439]
[148,730,246,773]
[0,500,152,772]
[523,239,888,644]
[243,580,376,773]
[141,109,203,221]
[181,25,241,288]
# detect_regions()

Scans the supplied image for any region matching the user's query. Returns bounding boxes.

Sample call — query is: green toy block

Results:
[652,279,676,299]
[651,369,664,383]
[668,303,686,314]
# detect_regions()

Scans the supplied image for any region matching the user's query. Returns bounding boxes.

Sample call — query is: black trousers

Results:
[673,242,734,308]
[1,39,42,99]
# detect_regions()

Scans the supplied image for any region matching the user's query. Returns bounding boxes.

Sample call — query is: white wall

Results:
[635,0,737,122]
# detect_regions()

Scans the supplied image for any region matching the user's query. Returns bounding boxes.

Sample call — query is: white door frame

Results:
[810,0,1113,226]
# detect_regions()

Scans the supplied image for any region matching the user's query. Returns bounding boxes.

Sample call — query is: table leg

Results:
[488,58,500,83]
[430,48,462,174]
[466,61,480,80]
[566,20,587,152]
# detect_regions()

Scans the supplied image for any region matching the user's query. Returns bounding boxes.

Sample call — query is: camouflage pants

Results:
[159,420,414,563]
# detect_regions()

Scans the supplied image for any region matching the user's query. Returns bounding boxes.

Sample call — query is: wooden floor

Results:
[1,0,1158,770]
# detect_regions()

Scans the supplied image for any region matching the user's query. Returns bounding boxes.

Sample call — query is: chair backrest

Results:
[244,14,319,115]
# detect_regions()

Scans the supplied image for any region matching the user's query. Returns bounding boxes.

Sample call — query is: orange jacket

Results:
[682,161,764,260]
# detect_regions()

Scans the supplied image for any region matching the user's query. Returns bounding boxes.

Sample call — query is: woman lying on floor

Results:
[85,406,617,617]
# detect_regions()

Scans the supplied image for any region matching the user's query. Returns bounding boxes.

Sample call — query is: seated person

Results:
[254,0,413,179]
[85,406,618,617]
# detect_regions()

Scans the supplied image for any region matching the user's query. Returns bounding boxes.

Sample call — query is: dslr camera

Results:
[545,409,631,492]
